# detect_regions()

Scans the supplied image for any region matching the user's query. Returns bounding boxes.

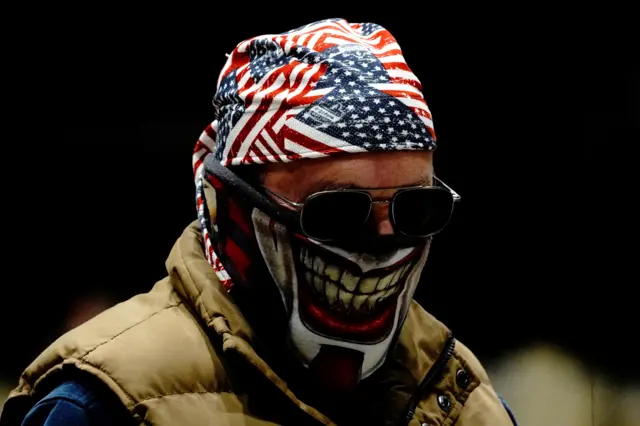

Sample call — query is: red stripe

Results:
[228,199,253,236]
[383,62,412,73]
[283,127,347,156]
[205,174,225,191]
[227,60,304,159]
[390,76,422,90]
[256,134,284,161]
[204,124,217,140]
[225,238,250,281]
[315,32,388,51]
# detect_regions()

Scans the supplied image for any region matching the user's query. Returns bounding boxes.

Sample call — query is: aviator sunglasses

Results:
[204,156,461,245]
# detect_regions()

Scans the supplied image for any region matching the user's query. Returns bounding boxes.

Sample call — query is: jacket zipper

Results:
[403,334,456,425]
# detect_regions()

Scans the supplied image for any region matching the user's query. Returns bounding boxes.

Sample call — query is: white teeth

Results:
[359,277,378,294]
[304,251,313,269]
[389,268,402,287]
[366,292,383,310]
[313,275,324,294]
[325,264,341,282]
[341,270,359,292]
[313,256,325,274]
[376,271,394,291]
[352,294,368,310]
[338,288,354,308]
[301,248,411,312]
[325,281,339,305]
[385,285,400,298]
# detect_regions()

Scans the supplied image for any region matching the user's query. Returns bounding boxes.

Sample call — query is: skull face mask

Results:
[251,208,431,385]
[191,18,456,392]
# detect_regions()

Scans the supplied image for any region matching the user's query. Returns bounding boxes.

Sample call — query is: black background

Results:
[4,10,637,383]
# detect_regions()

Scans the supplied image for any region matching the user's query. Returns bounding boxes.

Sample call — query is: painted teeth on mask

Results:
[313,275,324,295]
[358,277,378,294]
[338,288,354,308]
[325,280,339,305]
[341,270,359,292]
[302,249,313,269]
[300,250,414,312]
[313,256,325,274]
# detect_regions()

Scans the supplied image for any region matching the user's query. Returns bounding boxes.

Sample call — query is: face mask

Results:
[251,209,431,391]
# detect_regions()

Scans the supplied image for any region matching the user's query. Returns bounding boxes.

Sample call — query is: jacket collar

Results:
[166,221,452,424]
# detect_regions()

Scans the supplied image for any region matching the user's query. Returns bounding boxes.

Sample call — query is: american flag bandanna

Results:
[192,19,438,287]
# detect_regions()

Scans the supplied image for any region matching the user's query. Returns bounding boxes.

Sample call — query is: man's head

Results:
[193,19,459,392]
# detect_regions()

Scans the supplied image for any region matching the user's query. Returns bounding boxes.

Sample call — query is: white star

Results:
[388,127,394,133]
[343,96,350,100]
[354,89,361,94]
[398,120,405,126]
[380,143,387,148]
[373,99,381,104]
[402,130,409,135]
[303,113,311,119]
[363,142,371,146]
[327,96,335,100]
[335,78,342,83]
[388,101,396,106]
[363,106,370,112]
[339,88,346,93]
[411,124,417,129]
[375,134,383,140]
[384,117,391,123]
[367,72,373,76]
[355,123,363,128]
[378,76,386,80]
[368,90,376,95]
[391,137,398,142]
[342,132,350,137]
[348,60,355,65]
[393,110,401,116]
[337,123,347,128]
[331,69,339,74]
[358,76,366,81]
[349,81,356,86]
[347,105,355,110]
[372,125,380,130]
[320,75,327,80]
[358,96,366,102]
[367,115,374,121]
[379,108,386,113]
[345,71,352,76]
[362,63,369,68]
[351,114,359,119]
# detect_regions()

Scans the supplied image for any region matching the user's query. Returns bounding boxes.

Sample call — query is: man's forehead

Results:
[263,151,433,195]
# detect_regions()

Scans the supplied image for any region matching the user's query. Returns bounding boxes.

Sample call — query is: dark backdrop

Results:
[4,10,637,383]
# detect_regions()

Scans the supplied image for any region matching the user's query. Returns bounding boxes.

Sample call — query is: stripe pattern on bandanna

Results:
[192,18,438,287]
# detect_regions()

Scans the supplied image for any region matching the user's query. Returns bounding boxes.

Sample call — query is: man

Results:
[1,19,517,425]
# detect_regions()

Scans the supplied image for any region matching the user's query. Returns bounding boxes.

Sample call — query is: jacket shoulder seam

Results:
[81,295,183,361]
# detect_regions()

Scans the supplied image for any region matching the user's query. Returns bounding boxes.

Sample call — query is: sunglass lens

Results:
[392,188,453,237]
[301,192,371,240]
